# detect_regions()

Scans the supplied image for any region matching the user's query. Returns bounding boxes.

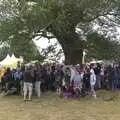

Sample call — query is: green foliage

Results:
[86,32,120,61]
[0,0,120,64]
[0,0,46,62]
[0,45,9,61]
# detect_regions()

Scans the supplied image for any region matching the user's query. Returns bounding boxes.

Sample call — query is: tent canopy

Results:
[0,54,23,68]
[0,54,11,65]
[89,60,104,64]
[10,54,20,63]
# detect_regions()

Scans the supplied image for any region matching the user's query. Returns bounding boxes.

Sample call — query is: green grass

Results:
[0,90,120,120]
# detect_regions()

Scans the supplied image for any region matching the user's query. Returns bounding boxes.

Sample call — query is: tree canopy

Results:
[0,0,120,64]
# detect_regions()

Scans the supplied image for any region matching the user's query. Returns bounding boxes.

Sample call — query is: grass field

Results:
[0,90,120,120]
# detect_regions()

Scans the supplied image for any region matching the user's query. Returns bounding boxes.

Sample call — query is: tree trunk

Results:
[56,33,83,65]
[50,25,84,65]
[65,49,83,65]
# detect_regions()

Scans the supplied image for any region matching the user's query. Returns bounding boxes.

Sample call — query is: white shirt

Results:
[100,68,104,76]
[90,69,96,86]
[70,68,76,81]
[74,71,82,88]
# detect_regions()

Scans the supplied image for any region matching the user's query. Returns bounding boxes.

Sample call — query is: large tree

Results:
[0,0,120,64]
[45,0,120,64]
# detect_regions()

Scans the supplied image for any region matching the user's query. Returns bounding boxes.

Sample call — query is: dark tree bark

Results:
[60,40,83,65]
[51,27,83,65]
[64,47,83,65]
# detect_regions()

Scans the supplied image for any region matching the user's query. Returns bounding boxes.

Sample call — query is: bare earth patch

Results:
[0,91,120,120]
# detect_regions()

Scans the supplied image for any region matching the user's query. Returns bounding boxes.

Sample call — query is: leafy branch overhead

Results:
[0,0,120,64]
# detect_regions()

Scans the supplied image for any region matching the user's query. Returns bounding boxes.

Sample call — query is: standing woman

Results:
[90,67,97,99]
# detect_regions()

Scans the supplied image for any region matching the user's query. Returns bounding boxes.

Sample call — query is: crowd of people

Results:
[0,62,120,101]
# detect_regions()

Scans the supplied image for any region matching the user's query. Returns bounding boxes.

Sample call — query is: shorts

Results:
[23,82,33,93]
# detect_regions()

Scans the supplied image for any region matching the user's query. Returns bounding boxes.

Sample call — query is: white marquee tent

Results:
[10,54,23,64]
[0,54,23,68]
[0,54,11,66]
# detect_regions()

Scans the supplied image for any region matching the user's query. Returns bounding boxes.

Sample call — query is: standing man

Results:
[94,63,101,89]
[35,65,42,98]
[50,66,56,91]
[23,66,34,101]
[14,69,23,95]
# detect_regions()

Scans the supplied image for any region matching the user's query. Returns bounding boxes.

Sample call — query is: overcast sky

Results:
[34,37,65,63]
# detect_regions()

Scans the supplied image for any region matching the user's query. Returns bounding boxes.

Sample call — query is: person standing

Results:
[55,66,65,95]
[14,69,23,95]
[100,66,104,89]
[35,65,42,98]
[83,68,90,91]
[74,67,83,98]
[112,66,118,91]
[94,63,101,89]
[50,66,56,91]
[65,67,71,90]
[107,65,113,90]
[117,65,120,89]
[23,66,34,101]
[90,67,97,99]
